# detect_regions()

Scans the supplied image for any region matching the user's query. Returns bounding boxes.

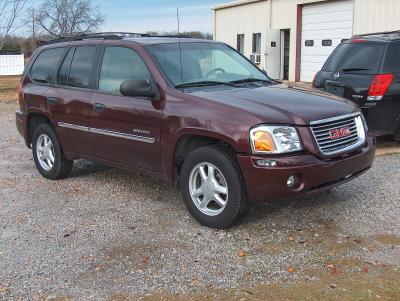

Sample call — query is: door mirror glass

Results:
[120,80,156,98]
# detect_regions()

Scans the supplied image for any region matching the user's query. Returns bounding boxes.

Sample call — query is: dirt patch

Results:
[107,266,400,301]
[0,75,19,102]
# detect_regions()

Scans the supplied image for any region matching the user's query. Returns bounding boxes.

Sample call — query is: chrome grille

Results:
[310,113,366,156]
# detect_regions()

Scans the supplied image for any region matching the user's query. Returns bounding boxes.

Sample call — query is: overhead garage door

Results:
[300,0,353,82]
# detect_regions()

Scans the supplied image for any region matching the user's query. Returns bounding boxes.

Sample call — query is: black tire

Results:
[180,145,248,229]
[32,123,73,180]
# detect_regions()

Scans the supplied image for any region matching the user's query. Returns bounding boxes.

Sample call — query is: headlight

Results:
[250,125,303,154]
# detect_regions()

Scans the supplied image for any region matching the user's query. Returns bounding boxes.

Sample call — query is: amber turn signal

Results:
[253,131,276,152]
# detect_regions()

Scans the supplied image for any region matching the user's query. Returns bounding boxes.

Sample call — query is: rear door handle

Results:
[47,97,60,104]
[93,102,106,112]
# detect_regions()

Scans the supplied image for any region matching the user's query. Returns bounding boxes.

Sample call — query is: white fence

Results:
[0,54,24,76]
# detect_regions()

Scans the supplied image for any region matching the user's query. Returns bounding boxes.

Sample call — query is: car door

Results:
[89,45,162,172]
[46,45,100,156]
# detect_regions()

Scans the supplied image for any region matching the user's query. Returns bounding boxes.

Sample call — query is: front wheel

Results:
[32,123,73,180]
[180,145,248,229]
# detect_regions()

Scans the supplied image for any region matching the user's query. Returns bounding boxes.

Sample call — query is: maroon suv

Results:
[15,33,375,228]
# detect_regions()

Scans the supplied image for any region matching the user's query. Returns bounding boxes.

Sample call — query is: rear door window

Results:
[322,43,385,74]
[383,43,400,73]
[30,47,65,84]
[67,46,97,89]
[57,47,74,86]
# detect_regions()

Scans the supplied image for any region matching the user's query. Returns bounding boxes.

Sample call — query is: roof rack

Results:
[37,32,151,46]
[352,30,400,41]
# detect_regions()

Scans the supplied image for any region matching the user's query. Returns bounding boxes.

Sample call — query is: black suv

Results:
[313,31,400,141]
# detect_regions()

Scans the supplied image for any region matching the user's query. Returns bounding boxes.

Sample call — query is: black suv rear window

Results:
[383,43,400,73]
[30,47,65,84]
[322,43,385,74]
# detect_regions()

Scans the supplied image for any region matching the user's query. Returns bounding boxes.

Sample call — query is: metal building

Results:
[213,0,400,82]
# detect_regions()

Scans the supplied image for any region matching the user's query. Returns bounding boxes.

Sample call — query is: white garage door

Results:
[300,0,353,82]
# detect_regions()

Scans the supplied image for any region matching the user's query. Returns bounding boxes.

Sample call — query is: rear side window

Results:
[98,47,152,94]
[57,48,74,85]
[68,46,97,88]
[322,43,385,74]
[383,43,400,73]
[30,47,65,84]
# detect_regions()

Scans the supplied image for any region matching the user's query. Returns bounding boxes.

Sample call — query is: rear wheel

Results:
[180,145,248,229]
[32,123,73,180]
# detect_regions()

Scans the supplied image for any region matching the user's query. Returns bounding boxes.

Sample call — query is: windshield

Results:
[322,43,385,74]
[146,42,271,87]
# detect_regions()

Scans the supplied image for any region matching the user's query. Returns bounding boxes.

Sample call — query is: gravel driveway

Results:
[0,102,399,300]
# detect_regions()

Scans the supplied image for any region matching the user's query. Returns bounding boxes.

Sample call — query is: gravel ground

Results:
[0,102,399,300]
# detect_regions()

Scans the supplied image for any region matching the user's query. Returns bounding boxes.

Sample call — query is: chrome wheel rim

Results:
[36,134,55,171]
[188,162,228,216]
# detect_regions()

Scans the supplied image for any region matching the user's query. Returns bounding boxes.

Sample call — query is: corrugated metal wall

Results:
[214,0,269,69]
[353,0,400,34]
[214,0,400,81]
[0,54,24,76]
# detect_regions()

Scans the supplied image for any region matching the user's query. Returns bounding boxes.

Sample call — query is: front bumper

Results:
[238,135,376,203]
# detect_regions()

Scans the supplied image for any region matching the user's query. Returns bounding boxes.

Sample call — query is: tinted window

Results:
[30,47,65,84]
[383,43,400,73]
[323,43,385,74]
[68,46,96,88]
[252,33,261,53]
[98,47,152,94]
[237,34,244,54]
[57,47,74,86]
[305,40,314,47]
[322,40,332,46]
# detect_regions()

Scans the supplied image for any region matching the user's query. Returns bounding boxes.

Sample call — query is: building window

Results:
[237,34,245,54]
[252,33,261,53]
[305,40,314,47]
[322,39,332,46]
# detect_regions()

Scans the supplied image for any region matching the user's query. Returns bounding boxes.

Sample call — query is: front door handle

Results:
[47,97,60,104]
[93,102,106,112]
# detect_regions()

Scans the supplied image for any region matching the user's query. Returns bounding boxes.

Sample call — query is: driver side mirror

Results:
[120,80,157,98]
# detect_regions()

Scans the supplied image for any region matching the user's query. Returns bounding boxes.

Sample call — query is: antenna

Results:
[177,8,184,91]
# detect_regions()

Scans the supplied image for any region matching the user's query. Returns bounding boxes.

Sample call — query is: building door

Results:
[300,0,353,82]
[280,29,290,80]
[265,29,281,79]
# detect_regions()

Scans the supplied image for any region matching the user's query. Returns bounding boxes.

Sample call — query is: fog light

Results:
[287,175,295,188]
[255,159,277,167]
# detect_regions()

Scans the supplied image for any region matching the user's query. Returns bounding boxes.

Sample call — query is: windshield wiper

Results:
[341,68,370,73]
[229,78,273,84]
[175,80,236,88]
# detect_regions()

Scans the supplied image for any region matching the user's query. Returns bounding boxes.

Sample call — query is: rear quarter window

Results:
[322,43,385,74]
[30,47,65,84]
[382,43,400,73]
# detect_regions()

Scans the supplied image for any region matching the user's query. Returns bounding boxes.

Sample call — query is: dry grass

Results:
[0,75,20,102]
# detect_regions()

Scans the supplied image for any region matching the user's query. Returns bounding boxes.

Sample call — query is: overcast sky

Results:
[28,0,229,34]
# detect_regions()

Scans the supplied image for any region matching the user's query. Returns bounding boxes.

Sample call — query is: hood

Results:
[190,83,357,125]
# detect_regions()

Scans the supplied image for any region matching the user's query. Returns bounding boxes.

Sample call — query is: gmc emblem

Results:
[329,127,352,140]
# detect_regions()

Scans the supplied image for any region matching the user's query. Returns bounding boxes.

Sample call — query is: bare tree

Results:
[0,0,27,49]
[35,0,105,38]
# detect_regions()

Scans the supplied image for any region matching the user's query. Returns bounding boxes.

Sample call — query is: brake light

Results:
[368,74,394,100]
[352,39,367,43]
[18,81,24,111]
[312,74,316,88]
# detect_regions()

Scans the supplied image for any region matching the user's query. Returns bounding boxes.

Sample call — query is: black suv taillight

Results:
[367,74,394,101]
